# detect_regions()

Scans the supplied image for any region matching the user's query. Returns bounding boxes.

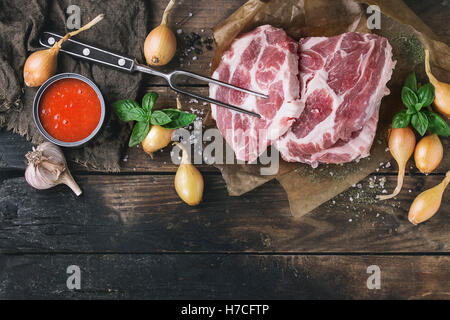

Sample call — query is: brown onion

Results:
[23,14,104,87]
[425,50,450,117]
[142,125,174,157]
[408,171,450,225]
[377,127,416,201]
[414,134,443,174]
[144,0,177,66]
[174,143,204,206]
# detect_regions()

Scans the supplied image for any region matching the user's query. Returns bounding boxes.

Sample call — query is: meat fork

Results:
[39,32,266,118]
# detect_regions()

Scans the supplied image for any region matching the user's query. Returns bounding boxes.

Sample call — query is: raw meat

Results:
[276,32,395,165]
[288,111,379,167]
[209,25,304,162]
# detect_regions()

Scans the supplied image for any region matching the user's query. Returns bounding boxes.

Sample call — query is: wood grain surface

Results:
[1,254,449,299]
[0,0,449,299]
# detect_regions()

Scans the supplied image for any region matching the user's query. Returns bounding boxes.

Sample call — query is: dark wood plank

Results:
[0,254,448,299]
[1,174,449,253]
[404,0,450,44]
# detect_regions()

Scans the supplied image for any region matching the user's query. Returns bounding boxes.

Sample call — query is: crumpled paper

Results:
[211,0,450,217]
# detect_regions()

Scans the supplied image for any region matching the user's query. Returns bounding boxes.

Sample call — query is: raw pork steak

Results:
[210,25,303,162]
[293,111,379,166]
[276,32,395,165]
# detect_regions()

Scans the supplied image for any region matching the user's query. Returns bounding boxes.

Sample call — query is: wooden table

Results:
[0,0,449,299]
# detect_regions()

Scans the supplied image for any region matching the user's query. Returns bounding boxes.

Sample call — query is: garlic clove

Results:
[60,171,83,196]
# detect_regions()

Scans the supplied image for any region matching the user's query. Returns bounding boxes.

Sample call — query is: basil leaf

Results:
[414,102,424,113]
[401,86,418,109]
[142,92,158,116]
[411,112,429,136]
[424,111,450,137]
[113,100,147,122]
[417,83,435,107]
[406,103,417,115]
[160,109,196,129]
[150,110,172,126]
[160,108,183,120]
[404,72,417,92]
[392,110,411,128]
[129,121,150,147]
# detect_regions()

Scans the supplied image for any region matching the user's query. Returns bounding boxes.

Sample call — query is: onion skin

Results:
[414,134,443,174]
[377,127,416,201]
[433,85,450,117]
[142,125,174,155]
[23,48,59,87]
[144,25,177,66]
[23,14,104,87]
[174,144,204,206]
[425,50,450,117]
[408,171,450,225]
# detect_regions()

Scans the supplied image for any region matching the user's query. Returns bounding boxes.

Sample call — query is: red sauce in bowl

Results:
[38,78,102,142]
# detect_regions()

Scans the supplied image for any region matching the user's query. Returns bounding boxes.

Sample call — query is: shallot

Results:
[425,50,450,117]
[408,171,450,225]
[174,143,204,206]
[377,127,416,200]
[144,0,177,66]
[414,134,443,174]
[23,14,104,87]
[142,125,174,157]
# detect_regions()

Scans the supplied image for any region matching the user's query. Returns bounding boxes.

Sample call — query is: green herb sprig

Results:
[392,72,450,137]
[113,92,196,147]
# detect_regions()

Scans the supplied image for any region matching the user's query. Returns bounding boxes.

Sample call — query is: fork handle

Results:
[39,32,135,72]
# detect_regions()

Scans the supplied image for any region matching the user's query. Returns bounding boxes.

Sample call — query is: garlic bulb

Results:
[25,142,82,196]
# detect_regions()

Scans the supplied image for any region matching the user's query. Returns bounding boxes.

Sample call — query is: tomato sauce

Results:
[39,78,101,142]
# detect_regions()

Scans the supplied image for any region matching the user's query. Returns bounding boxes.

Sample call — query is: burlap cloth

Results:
[0,0,149,171]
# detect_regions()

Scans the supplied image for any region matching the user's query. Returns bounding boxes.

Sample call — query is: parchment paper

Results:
[211,0,450,217]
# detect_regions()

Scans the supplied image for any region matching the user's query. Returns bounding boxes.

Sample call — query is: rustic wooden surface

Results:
[0,0,449,300]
